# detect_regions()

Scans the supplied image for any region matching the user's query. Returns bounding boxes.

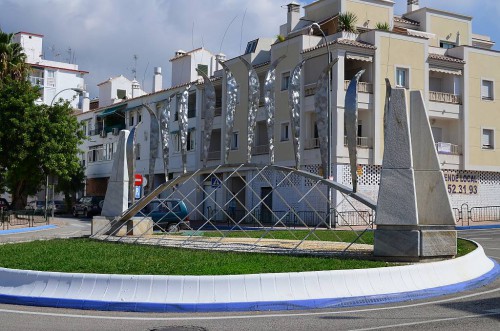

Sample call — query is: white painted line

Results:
[347,312,500,331]
[0,287,498,321]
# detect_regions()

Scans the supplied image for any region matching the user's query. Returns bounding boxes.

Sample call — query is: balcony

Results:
[343,136,372,148]
[207,150,221,161]
[304,138,320,150]
[30,76,44,86]
[304,83,316,97]
[344,81,373,93]
[429,91,461,104]
[252,144,269,155]
[435,142,461,155]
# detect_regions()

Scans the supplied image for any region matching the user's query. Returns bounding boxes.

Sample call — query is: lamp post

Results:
[45,87,85,219]
[310,23,334,228]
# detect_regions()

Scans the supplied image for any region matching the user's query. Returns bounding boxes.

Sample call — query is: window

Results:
[129,114,134,127]
[440,41,455,49]
[138,114,142,122]
[481,80,494,100]
[81,121,88,136]
[135,143,141,160]
[482,129,494,149]
[396,67,409,88]
[46,70,55,87]
[281,123,289,141]
[187,129,195,151]
[245,39,258,54]
[197,64,208,76]
[281,72,290,91]
[188,92,196,118]
[117,89,127,99]
[231,131,239,150]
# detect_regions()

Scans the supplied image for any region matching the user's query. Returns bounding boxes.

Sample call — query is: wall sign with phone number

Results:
[444,172,479,195]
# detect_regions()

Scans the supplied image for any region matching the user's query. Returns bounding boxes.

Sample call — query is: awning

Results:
[406,28,436,39]
[97,104,127,118]
[429,67,462,76]
[346,53,372,62]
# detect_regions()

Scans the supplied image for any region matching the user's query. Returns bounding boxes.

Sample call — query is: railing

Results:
[304,83,317,97]
[304,138,320,150]
[343,136,373,148]
[344,80,373,93]
[214,107,222,117]
[29,76,44,86]
[207,150,221,161]
[456,204,500,226]
[252,144,269,155]
[336,210,374,227]
[429,91,461,104]
[435,142,461,155]
[1,209,49,230]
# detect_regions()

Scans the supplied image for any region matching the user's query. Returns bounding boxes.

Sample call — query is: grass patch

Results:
[457,238,477,257]
[173,229,375,245]
[0,238,387,275]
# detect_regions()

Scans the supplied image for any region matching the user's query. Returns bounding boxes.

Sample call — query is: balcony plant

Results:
[337,12,358,36]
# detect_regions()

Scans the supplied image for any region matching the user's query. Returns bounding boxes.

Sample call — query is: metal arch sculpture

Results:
[264,55,286,164]
[314,59,339,176]
[239,57,260,163]
[115,163,377,224]
[344,70,365,192]
[218,61,239,164]
[157,95,174,181]
[179,85,191,174]
[143,104,160,195]
[196,69,216,168]
[288,60,306,169]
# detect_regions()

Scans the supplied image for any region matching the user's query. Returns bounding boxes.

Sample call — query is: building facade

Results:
[77,0,499,221]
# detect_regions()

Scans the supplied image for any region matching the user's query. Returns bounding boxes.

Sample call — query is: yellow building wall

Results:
[428,15,470,48]
[345,0,392,30]
[375,35,426,161]
[466,51,500,168]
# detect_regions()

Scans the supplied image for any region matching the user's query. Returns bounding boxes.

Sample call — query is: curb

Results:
[0,225,57,236]
[0,243,498,312]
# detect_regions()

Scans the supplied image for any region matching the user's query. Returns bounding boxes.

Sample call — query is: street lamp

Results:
[310,23,334,228]
[45,87,86,219]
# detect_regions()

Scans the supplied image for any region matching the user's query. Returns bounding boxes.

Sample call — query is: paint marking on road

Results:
[347,311,500,331]
[486,247,500,250]
[0,287,499,322]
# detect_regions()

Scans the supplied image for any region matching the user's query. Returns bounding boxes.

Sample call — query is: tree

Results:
[0,29,29,82]
[55,163,86,212]
[337,12,358,34]
[0,77,85,209]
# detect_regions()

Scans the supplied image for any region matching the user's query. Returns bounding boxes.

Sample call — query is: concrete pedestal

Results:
[374,226,457,260]
[92,216,153,236]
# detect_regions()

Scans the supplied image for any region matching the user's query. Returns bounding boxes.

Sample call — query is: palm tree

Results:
[375,22,391,31]
[0,29,29,82]
[337,12,358,34]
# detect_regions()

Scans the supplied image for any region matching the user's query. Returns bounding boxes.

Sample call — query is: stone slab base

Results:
[374,227,457,260]
[92,216,153,236]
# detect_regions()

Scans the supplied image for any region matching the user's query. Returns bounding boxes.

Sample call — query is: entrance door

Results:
[260,187,273,224]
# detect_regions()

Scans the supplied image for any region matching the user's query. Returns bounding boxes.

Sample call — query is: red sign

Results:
[134,174,143,186]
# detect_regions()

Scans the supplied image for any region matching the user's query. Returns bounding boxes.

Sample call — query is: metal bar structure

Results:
[92,164,377,257]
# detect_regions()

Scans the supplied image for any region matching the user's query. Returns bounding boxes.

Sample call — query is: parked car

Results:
[0,198,10,211]
[139,199,190,232]
[50,200,66,214]
[25,200,46,214]
[72,196,105,217]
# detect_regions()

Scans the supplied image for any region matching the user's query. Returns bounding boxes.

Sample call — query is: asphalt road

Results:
[0,224,498,331]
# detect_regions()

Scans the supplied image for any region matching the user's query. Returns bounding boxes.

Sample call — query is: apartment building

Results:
[13,32,89,110]
[77,0,499,220]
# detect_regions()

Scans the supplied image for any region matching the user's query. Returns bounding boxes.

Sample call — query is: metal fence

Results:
[455,204,500,226]
[1,209,49,230]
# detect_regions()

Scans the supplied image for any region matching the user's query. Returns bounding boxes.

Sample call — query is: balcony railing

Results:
[429,91,461,104]
[435,142,461,155]
[304,83,317,97]
[252,144,269,155]
[30,76,44,86]
[207,150,221,161]
[304,138,320,150]
[343,136,373,148]
[344,81,373,93]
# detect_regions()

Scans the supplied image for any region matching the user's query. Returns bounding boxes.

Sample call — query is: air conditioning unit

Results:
[112,127,120,135]
[100,130,107,138]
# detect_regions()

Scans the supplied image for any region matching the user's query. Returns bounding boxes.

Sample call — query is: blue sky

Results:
[0,0,498,98]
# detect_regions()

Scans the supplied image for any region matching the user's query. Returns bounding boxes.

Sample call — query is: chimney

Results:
[407,0,419,12]
[215,53,226,71]
[287,2,300,34]
[131,79,141,98]
[82,92,90,112]
[153,66,162,92]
